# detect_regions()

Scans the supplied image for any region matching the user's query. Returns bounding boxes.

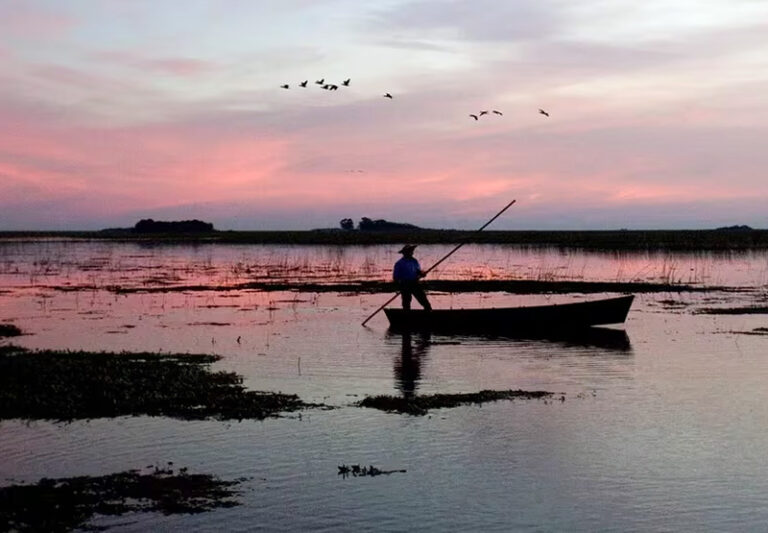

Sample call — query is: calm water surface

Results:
[2,241,768,531]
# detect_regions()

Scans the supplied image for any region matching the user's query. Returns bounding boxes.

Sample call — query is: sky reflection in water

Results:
[2,243,768,531]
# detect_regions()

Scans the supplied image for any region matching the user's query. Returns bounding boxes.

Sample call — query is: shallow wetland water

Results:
[2,240,768,531]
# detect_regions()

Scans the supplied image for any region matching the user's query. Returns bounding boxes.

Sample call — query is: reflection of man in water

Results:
[393,244,432,311]
[395,332,431,398]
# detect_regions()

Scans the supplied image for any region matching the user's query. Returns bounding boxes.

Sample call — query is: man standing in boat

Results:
[393,244,432,311]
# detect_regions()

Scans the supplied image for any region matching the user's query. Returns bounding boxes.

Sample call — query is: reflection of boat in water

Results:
[389,326,630,399]
[384,295,634,334]
[460,327,632,352]
[392,327,631,353]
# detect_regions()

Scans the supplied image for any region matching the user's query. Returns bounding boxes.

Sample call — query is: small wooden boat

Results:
[384,294,634,333]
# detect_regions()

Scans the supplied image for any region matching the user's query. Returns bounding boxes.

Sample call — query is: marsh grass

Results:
[0,345,316,421]
[0,467,244,532]
[358,389,554,415]
[4,239,763,298]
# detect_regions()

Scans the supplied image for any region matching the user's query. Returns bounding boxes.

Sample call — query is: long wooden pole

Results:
[361,199,516,326]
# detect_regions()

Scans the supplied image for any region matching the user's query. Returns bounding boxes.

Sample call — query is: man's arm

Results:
[416,260,427,278]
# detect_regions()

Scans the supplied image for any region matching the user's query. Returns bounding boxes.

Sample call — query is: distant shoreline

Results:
[2,229,768,250]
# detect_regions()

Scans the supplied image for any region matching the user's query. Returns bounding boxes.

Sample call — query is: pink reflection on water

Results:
[1,241,768,292]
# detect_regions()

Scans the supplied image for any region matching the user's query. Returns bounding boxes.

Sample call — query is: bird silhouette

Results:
[479,110,489,116]
[492,110,503,115]
[315,78,325,85]
[539,108,549,117]
[342,78,350,86]
[322,84,331,90]
[384,93,393,99]
[280,84,289,89]
[299,80,308,87]
[329,84,339,90]
[469,114,479,120]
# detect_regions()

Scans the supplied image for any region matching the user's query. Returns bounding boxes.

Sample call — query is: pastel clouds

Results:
[0,1,75,37]
[2,0,768,229]
[94,52,218,77]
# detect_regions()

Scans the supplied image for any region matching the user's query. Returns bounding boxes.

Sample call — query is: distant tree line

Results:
[133,219,215,234]
[715,225,753,232]
[339,217,420,231]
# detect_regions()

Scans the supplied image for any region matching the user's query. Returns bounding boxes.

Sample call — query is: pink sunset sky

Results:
[2,0,768,230]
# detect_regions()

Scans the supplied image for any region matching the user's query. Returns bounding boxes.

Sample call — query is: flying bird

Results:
[299,80,308,87]
[479,110,489,116]
[322,84,331,90]
[315,78,325,85]
[280,84,289,89]
[329,84,339,90]
[539,108,549,117]
[384,93,393,99]
[342,78,350,86]
[469,114,479,120]
[492,110,503,115]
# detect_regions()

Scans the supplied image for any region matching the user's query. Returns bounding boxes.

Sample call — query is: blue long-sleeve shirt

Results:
[393,257,422,282]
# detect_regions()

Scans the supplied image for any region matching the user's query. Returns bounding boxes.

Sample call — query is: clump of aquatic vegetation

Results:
[0,466,245,532]
[337,464,407,478]
[0,345,316,421]
[358,389,554,415]
[0,324,21,338]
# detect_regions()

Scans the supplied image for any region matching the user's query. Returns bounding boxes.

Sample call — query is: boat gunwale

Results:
[384,294,634,315]
[383,294,634,331]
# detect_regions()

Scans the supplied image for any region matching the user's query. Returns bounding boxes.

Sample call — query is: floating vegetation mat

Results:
[358,389,553,416]
[0,324,22,338]
[0,345,315,421]
[0,467,244,532]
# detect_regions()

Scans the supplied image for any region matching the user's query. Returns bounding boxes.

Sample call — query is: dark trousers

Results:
[399,281,432,311]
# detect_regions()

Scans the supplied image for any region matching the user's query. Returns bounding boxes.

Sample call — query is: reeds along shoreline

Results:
[2,229,768,250]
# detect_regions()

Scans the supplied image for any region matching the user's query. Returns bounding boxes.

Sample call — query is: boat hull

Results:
[384,295,634,333]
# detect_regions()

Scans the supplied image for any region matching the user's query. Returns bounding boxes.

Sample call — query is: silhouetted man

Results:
[393,244,432,311]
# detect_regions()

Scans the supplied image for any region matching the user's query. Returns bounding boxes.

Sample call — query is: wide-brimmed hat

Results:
[398,244,417,254]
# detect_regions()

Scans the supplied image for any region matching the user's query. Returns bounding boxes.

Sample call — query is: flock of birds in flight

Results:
[280,77,549,119]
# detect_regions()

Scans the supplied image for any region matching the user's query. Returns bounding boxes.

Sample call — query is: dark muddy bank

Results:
[0,345,317,421]
[0,467,244,532]
[358,389,554,415]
